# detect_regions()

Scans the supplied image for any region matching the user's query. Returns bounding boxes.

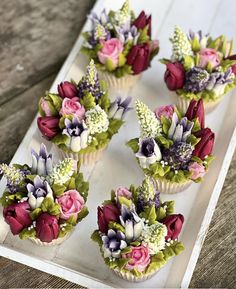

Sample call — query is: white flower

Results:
[136,138,162,169]
[140,222,167,255]
[85,105,109,135]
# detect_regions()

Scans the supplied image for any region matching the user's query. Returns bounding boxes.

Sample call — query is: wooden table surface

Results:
[0,0,235,288]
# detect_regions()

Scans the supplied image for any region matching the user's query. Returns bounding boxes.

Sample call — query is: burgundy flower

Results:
[97,204,120,233]
[164,62,185,91]
[3,202,32,235]
[126,43,151,75]
[193,128,215,159]
[185,99,205,129]
[35,213,59,243]
[226,54,236,75]
[132,11,152,37]
[58,81,78,99]
[161,214,184,240]
[37,116,59,140]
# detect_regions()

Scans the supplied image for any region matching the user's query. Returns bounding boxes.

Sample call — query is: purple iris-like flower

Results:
[188,29,209,49]
[27,176,53,209]
[120,205,143,243]
[168,113,194,143]
[89,9,109,27]
[63,117,86,137]
[102,229,127,258]
[62,117,89,152]
[115,22,139,44]
[109,95,132,119]
[31,143,52,176]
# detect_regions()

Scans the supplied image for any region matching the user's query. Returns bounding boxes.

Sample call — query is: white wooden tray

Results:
[1,0,236,288]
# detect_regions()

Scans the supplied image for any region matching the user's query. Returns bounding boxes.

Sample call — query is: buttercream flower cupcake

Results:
[127,100,215,194]
[91,178,184,282]
[161,26,236,113]
[81,0,159,98]
[37,60,132,165]
[0,144,89,246]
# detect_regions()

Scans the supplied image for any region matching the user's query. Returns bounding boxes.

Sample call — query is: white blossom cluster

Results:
[85,105,109,135]
[135,100,162,138]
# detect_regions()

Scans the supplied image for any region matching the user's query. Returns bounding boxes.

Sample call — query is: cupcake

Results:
[127,100,215,194]
[91,178,185,282]
[0,144,89,246]
[37,60,131,165]
[161,26,236,113]
[81,0,159,98]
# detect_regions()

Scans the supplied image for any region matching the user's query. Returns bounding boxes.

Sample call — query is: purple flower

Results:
[27,176,53,209]
[163,142,193,170]
[184,67,210,93]
[115,22,139,44]
[168,113,194,143]
[120,205,143,243]
[109,95,132,119]
[102,229,127,258]
[89,9,109,27]
[188,29,209,49]
[31,143,52,176]
[77,60,104,101]
[62,117,89,153]
[136,138,162,169]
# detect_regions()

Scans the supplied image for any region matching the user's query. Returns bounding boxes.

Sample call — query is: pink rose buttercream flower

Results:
[198,48,220,69]
[115,187,132,201]
[154,105,174,120]
[189,162,206,180]
[60,97,85,119]
[57,190,85,219]
[122,245,150,272]
[98,38,124,68]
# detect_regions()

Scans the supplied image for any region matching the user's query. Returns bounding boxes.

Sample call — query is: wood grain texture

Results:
[0,0,235,288]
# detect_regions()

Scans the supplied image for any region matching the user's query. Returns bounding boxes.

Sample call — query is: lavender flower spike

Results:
[109,95,132,119]
[120,205,143,243]
[27,175,53,209]
[31,143,53,176]
[62,117,89,153]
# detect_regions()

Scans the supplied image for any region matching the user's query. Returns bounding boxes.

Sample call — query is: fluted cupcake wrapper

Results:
[112,268,159,282]
[98,70,141,100]
[153,178,192,194]
[29,231,71,246]
[56,145,107,166]
[170,91,223,114]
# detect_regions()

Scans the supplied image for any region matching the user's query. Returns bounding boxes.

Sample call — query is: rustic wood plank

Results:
[0,0,95,106]
[190,152,236,289]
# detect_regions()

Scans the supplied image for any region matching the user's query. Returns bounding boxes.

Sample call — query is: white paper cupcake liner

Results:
[29,231,71,246]
[154,178,192,194]
[98,70,141,100]
[57,145,107,166]
[112,268,159,282]
[169,91,223,114]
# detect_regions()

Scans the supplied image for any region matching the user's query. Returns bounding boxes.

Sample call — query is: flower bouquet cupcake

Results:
[161,26,236,113]
[37,60,131,165]
[0,144,89,246]
[91,178,184,282]
[127,100,215,194]
[81,0,159,96]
